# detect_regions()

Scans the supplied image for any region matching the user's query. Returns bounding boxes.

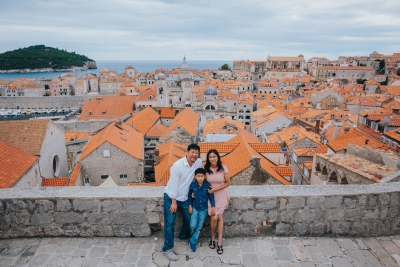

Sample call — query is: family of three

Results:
[162,144,231,261]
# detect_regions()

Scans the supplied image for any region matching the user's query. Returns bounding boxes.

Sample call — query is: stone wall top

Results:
[1,183,400,200]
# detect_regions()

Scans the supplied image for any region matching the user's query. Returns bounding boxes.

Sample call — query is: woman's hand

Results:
[208,187,215,194]
[191,192,195,198]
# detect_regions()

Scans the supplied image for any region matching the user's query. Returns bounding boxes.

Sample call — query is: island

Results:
[0,45,97,73]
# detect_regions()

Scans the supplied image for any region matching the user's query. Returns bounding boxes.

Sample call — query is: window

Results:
[103,150,110,157]
[53,155,59,177]
[120,174,128,178]
[84,177,90,184]
[101,175,109,179]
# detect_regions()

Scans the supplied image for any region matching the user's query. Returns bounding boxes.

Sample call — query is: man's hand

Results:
[188,205,193,214]
[211,207,216,216]
[170,201,177,214]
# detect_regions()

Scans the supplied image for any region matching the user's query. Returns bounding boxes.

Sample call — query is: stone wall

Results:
[1,183,400,239]
[0,96,93,109]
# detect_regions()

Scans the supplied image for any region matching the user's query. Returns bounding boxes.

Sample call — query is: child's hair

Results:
[194,168,206,176]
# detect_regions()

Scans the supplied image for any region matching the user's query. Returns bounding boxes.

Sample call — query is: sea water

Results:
[0,60,230,80]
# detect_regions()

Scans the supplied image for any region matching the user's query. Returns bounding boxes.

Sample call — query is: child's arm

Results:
[208,187,216,216]
[188,185,194,214]
[188,205,193,214]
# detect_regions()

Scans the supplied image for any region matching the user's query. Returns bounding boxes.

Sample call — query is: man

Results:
[162,144,202,261]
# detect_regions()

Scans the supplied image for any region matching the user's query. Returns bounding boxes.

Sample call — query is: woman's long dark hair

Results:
[204,149,223,175]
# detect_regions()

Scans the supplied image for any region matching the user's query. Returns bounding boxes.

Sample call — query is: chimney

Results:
[320,120,324,128]
[306,127,311,132]
[332,119,343,140]
[315,119,320,134]
[250,155,260,167]
[365,139,369,145]
[115,119,123,129]
[344,126,350,134]
[210,128,214,134]
[154,149,160,165]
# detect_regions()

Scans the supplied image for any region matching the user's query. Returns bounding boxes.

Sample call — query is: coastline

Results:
[0,66,97,74]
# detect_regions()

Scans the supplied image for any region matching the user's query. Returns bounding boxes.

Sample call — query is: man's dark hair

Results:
[195,168,206,175]
[187,144,200,152]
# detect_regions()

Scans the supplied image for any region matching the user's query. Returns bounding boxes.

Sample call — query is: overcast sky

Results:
[0,0,399,61]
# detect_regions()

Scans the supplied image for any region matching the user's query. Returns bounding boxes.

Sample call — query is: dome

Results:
[204,85,217,96]
[179,56,190,69]
[157,72,165,79]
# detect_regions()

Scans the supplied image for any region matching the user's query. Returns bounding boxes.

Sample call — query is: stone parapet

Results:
[1,184,400,238]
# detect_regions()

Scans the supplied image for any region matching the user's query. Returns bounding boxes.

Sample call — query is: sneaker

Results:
[190,242,196,252]
[163,249,178,261]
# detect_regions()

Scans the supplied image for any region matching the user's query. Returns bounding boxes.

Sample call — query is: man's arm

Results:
[167,163,180,213]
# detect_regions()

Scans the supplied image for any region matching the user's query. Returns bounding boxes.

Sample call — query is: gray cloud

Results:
[0,0,399,61]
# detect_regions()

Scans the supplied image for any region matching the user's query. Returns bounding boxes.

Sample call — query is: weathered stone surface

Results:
[101,200,122,212]
[72,199,98,212]
[56,200,72,212]
[63,225,80,236]
[280,210,296,223]
[232,198,254,210]
[36,200,54,213]
[31,213,52,226]
[111,212,146,225]
[368,195,377,208]
[276,223,291,235]
[363,209,379,220]
[0,200,3,213]
[358,195,367,207]
[390,193,399,206]
[10,212,30,225]
[131,224,151,237]
[378,193,390,206]
[241,211,257,224]
[54,212,85,224]
[310,222,325,235]
[268,210,278,222]
[146,212,160,224]
[224,211,239,224]
[297,209,321,223]
[288,197,306,209]
[323,196,342,209]
[94,225,113,236]
[323,209,344,221]
[293,223,308,235]
[289,239,310,261]
[114,225,131,237]
[87,213,111,225]
[43,226,64,236]
[350,221,370,235]
[343,197,356,208]
[332,222,350,235]
[307,197,322,208]
[6,200,27,212]
[255,198,277,210]
[345,208,360,221]
[124,200,146,212]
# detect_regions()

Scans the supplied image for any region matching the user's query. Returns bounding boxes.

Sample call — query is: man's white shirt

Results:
[164,157,203,201]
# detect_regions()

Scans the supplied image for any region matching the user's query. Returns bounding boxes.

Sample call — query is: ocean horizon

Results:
[0,60,231,81]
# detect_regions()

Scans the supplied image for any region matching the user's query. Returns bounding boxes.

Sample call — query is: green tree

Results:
[219,63,231,71]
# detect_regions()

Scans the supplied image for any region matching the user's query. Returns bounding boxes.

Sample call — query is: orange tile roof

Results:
[224,130,291,185]
[0,142,39,188]
[384,127,400,142]
[275,125,322,148]
[168,108,199,136]
[136,88,157,101]
[357,124,382,140]
[68,163,81,186]
[324,122,354,142]
[198,143,239,153]
[314,144,328,154]
[272,166,293,177]
[79,96,137,121]
[64,132,90,142]
[303,161,313,170]
[202,117,245,138]
[292,148,314,157]
[249,143,282,153]
[125,107,159,135]
[154,142,187,185]
[0,120,50,155]
[146,124,169,137]
[160,107,176,118]
[42,177,69,187]
[79,121,144,162]
[327,129,389,152]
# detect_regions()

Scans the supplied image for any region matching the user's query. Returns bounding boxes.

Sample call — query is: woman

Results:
[204,149,230,255]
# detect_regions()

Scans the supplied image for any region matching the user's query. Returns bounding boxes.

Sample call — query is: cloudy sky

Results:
[0,0,399,61]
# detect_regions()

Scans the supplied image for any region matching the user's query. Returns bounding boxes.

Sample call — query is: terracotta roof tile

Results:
[146,124,169,137]
[249,143,282,153]
[0,120,50,155]
[79,96,137,121]
[125,107,160,135]
[198,143,239,153]
[202,117,244,138]
[64,132,90,142]
[357,124,382,140]
[0,142,39,188]
[79,121,144,162]
[327,129,389,152]
[272,166,293,176]
[303,161,313,170]
[42,177,69,187]
[292,148,314,157]
[154,142,187,185]
[68,163,81,186]
[275,125,322,148]
[168,108,199,136]
[314,144,328,154]
[383,127,400,142]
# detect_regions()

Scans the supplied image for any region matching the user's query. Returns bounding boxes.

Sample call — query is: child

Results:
[188,168,215,252]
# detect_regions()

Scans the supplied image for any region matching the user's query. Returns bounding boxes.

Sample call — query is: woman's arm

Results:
[209,172,231,193]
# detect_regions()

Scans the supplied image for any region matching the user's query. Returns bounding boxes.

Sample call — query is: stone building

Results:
[311,66,375,82]
[0,120,69,179]
[290,148,314,185]
[232,59,267,81]
[78,121,144,186]
[265,55,305,80]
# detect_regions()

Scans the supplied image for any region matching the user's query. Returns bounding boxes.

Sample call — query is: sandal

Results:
[217,245,223,254]
[209,240,216,249]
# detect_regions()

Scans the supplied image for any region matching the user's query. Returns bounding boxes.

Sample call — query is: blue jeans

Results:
[162,193,191,251]
[189,207,208,245]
